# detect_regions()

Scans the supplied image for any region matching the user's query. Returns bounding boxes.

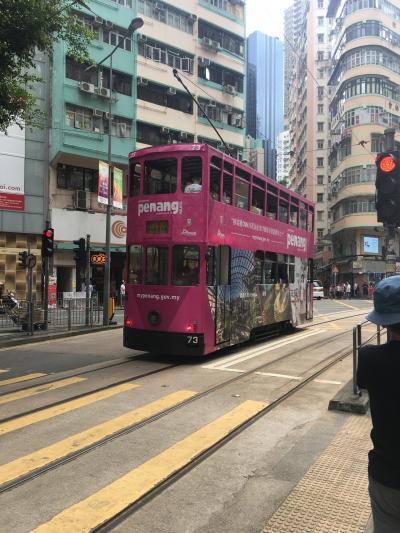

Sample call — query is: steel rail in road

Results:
[0,322,370,497]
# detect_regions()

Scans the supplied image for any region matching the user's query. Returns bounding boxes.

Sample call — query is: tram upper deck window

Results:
[235,168,250,209]
[182,157,203,193]
[290,202,299,227]
[252,178,265,215]
[128,245,142,284]
[223,173,232,204]
[145,246,169,285]
[307,208,314,232]
[266,185,278,219]
[144,158,177,195]
[279,199,289,224]
[300,203,307,230]
[172,245,200,286]
[210,156,222,201]
[129,163,141,196]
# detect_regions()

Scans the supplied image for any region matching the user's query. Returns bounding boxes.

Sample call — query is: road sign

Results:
[331,265,339,274]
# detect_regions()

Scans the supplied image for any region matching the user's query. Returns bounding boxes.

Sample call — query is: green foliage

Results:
[0,0,93,132]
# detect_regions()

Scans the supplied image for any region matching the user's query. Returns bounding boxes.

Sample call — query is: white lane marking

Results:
[203,330,324,370]
[314,379,342,385]
[210,368,245,373]
[256,372,302,380]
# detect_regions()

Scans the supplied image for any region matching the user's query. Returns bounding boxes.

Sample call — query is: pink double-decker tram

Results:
[124,144,314,356]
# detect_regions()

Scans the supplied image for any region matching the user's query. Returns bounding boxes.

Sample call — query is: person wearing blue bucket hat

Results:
[357,276,400,532]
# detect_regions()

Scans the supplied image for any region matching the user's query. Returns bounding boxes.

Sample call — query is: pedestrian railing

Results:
[353,322,385,395]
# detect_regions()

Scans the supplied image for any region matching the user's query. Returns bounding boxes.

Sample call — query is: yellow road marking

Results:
[334,300,360,311]
[0,390,196,486]
[0,377,86,406]
[0,373,47,387]
[32,400,267,533]
[0,383,138,436]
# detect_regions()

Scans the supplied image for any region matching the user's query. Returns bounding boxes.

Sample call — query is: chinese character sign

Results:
[98,161,109,205]
[113,167,123,209]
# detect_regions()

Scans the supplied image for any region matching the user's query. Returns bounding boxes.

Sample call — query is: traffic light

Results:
[73,238,86,266]
[18,251,28,268]
[375,151,400,224]
[42,228,54,258]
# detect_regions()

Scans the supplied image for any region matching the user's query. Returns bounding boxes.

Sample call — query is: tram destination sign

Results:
[146,220,169,234]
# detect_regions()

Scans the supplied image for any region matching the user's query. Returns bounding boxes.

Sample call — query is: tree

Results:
[0,0,94,132]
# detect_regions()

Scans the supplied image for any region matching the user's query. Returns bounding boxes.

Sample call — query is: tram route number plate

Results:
[186,335,199,346]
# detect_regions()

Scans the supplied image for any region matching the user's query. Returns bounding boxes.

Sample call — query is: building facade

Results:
[286,0,331,263]
[0,51,50,301]
[276,130,290,184]
[327,0,400,286]
[135,0,246,158]
[246,31,284,179]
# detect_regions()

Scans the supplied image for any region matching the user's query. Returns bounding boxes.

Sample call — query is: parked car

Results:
[313,280,324,300]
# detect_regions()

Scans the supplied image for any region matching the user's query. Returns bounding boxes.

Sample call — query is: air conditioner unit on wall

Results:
[160,127,170,135]
[74,190,88,210]
[105,20,113,29]
[167,87,177,95]
[79,81,95,94]
[202,37,213,48]
[93,109,103,117]
[223,84,236,95]
[198,57,211,67]
[137,77,149,86]
[93,16,103,27]
[96,87,111,98]
[137,33,147,42]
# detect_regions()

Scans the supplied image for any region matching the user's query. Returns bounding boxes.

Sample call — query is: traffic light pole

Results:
[383,129,398,278]
[43,256,49,331]
[85,234,91,326]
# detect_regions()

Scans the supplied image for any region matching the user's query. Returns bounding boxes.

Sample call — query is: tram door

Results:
[215,245,231,344]
[306,258,313,320]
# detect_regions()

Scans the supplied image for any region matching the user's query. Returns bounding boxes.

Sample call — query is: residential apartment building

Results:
[276,130,290,184]
[0,52,50,300]
[246,32,284,178]
[136,0,246,158]
[286,0,331,260]
[327,0,400,286]
[49,1,138,297]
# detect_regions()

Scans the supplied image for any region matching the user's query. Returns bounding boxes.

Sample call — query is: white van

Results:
[313,280,324,300]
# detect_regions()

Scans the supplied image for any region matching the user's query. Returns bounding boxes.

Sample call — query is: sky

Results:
[246,0,293,40]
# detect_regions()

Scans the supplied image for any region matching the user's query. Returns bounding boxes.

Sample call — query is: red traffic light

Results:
[44,229,53,238]
[378,155,396,173]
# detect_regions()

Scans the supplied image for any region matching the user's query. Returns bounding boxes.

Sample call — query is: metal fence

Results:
[0,296,102,334]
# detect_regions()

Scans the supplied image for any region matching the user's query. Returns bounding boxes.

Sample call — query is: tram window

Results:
[235,179,249,210]
[300,209,307,230]
[266,194,277,219]
[279,199,289,224]
[251,187,265,215]
[288,255,295,283]
[253,176,265,189]
[277,255,288,284]
[290,203,299,227]
[307,210,314,232]
[182,157,203,193]
[145,246,169,285]
[255,251,264,284]
[223,173,232,204]
[172,245,200,286]
[267,184,278,194]
[280,191,289,200]
[236,167,251,182]
[265,252,277,284]
[210,164,221,201]
[144,158,177,195]
[206,246,216,286]
[129,163,141,196]
[224,161,233,174]
[128,245,143,284]
[219,246,230,285]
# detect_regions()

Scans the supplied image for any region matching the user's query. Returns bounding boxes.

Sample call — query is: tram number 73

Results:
[186,335,199,345]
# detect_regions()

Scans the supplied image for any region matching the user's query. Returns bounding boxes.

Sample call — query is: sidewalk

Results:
[261,414,373,533]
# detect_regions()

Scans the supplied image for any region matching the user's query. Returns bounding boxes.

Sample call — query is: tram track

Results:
[0,320,369,497]
[0,310,369,425]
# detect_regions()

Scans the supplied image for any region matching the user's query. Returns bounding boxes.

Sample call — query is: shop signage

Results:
[91,253,106,266]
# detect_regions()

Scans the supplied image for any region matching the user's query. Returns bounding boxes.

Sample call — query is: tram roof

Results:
[129,143,314,208]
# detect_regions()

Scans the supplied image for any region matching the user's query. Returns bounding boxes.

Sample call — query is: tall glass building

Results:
[246,31,284,179]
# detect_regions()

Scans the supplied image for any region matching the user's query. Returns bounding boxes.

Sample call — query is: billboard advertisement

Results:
[0,126,25,211]
[98,161,109,205]
[363,236,379,254]
[113,167,123,209]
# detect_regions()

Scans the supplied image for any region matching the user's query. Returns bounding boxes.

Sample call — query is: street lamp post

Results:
[93,17,144,325]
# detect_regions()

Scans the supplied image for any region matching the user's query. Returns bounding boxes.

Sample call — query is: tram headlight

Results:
[148,310,161,326]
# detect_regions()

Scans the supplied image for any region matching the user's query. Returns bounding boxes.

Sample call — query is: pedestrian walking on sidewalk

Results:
[357,275,400,532]
[119,280,125,308]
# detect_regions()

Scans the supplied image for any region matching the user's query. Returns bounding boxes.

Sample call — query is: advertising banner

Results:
[0,126,25,211]
[48,275,57,309]
[113,167,123,209]
[98,161,109,205]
